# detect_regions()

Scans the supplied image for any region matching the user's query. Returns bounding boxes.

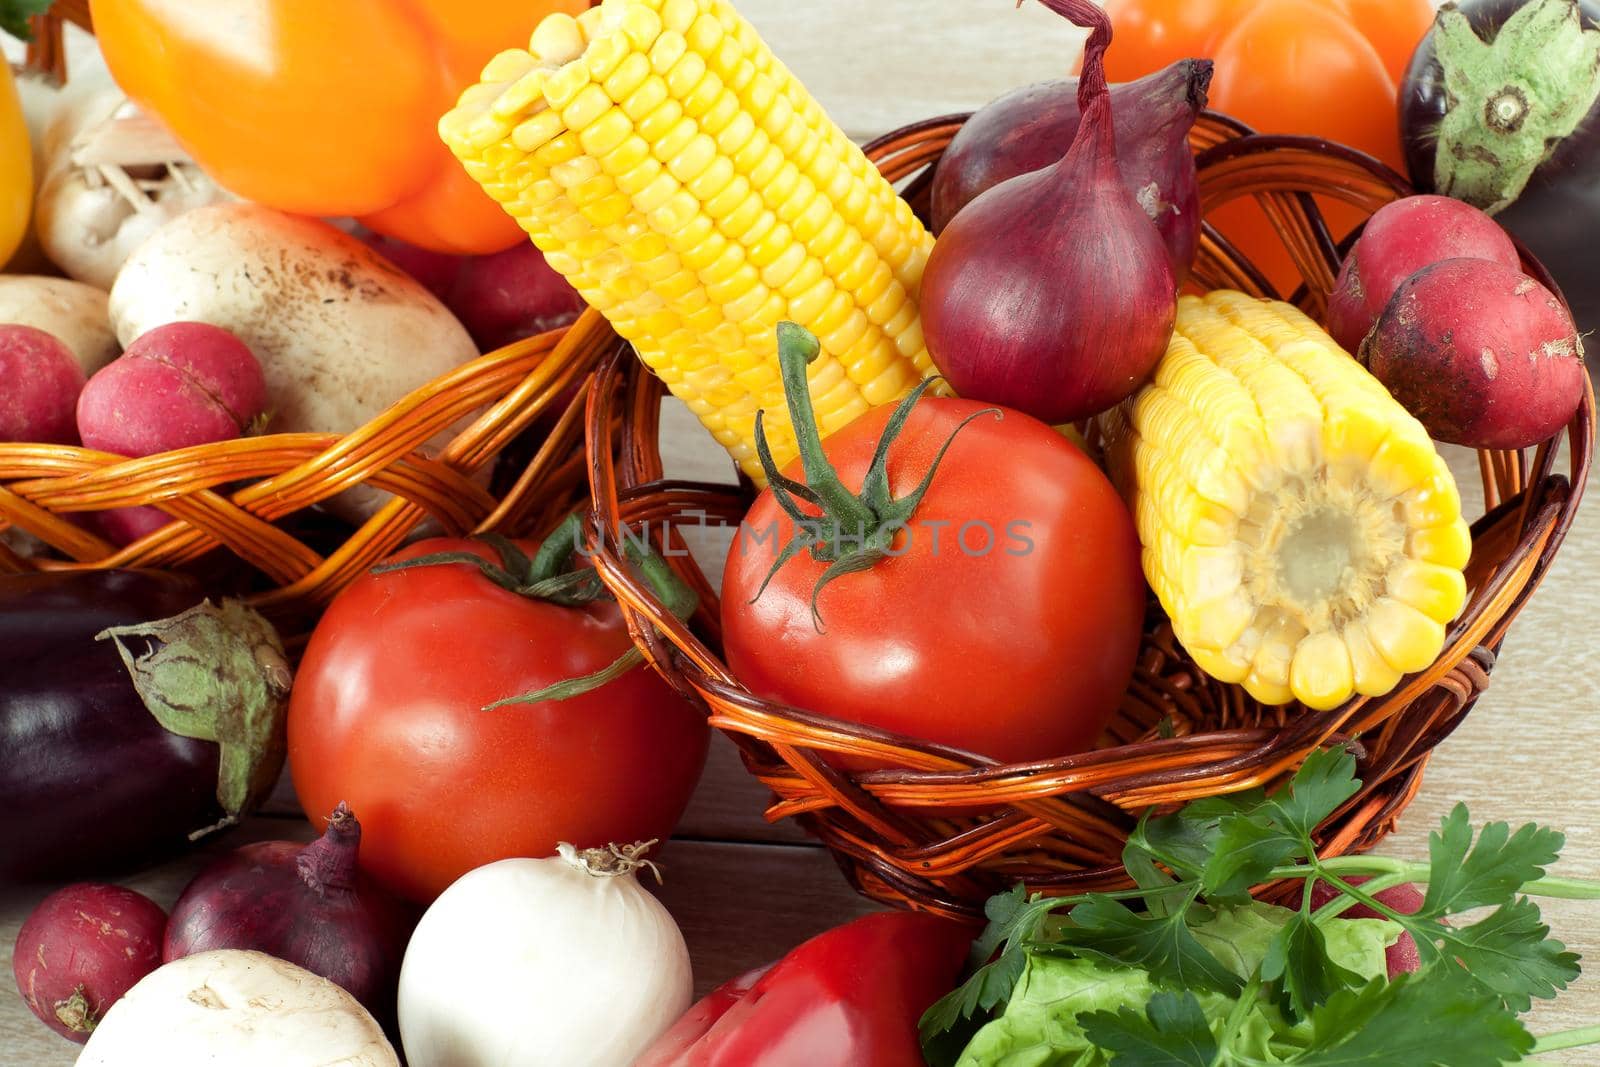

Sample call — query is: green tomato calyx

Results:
[752,321,998,631]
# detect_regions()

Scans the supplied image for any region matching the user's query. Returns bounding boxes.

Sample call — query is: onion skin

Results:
[1324,195,1520,353]
[13,883,167,1043]
[922,0,1177,425]
[162,805,416,1030]
[1401,0,1600,336]
[931,59,1211,279]
[1359,258,1585,450]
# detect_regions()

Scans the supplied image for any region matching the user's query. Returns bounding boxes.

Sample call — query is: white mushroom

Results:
[76,950,399,1066]
[36,87,231,290]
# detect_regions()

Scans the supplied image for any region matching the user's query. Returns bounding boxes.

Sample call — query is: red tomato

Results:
[288,538,709,902]
[721,401,1145,765]
[634,911,972,1067]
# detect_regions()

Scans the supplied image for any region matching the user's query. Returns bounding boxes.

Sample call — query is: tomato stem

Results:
[370,513,699,706]
[751,322,998,629]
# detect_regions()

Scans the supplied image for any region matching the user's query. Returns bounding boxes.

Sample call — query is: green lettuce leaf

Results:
[953,905,1398,1067]
[955,953,1159,1066]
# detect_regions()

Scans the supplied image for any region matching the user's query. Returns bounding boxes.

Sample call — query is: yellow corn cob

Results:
[439,0,938,481]
[1099,291,1472,711]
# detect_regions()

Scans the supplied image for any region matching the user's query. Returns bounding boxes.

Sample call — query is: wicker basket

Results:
[580,111,1596,919]
[2,3,609,638]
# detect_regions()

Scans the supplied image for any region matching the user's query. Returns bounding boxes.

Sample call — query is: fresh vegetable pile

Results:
[3,0,1598,1063]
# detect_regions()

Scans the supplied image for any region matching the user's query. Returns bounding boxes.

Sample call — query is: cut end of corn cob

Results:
[440,0,940,483]
[1100,291,1472,711]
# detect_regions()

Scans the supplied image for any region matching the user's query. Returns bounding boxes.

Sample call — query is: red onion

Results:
[921,0,1178,425]
[162,804,415,1028]
[931,59,1212,278]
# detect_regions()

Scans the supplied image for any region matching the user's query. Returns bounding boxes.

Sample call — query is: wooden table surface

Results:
[4,2,1598,1063]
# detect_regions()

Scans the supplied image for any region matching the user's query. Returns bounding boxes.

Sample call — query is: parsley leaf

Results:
[1260,910,1366,1019]
[1289,967,1533,1066]
[1419,805,1565,918]
[1134,791,1266,880]
[1124,843,1182,918]
[1263,746,1362,841]
[1200,814,1306,903]
[1135,747,1357,897]
[1080,991,1218,1067]
[919,885,1064,1053]
[1054,895,1244,996]
[0,0,51,41]
[1422,897,1580,1012]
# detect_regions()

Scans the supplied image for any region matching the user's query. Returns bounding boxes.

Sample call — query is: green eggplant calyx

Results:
[1431,0,1600,212]
[751,321,998,631]
[96,599,291,829]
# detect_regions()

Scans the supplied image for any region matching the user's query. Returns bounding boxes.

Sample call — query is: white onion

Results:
[398,842,692,1067]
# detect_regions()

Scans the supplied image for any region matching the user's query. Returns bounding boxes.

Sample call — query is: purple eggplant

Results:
[930,59,1212,277]
[1401,0,1600,335]
[0,570,290,883]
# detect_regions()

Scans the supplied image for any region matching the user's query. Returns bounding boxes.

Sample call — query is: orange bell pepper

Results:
[1098,0,1435,291]
[88,0,587,254]
[0,62,31,269]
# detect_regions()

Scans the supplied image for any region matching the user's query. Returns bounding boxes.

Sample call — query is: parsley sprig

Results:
[0,0,51,41]
[921,746,1600,1067]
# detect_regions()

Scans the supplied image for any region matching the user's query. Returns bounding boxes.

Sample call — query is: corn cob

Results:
[439,0,938,481]
[1099,291,1471,710]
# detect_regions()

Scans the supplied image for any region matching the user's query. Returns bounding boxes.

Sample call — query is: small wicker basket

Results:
[580,112,1595,919]
[2,3,607,638]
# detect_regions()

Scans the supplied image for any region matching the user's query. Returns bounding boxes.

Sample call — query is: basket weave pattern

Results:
[581,114,1596,918]
[2,6,609,635]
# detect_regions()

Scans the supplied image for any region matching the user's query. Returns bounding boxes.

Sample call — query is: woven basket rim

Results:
[1,1,611,635]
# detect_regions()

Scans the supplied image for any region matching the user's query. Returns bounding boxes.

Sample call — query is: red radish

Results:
[94,505,178,546]
[930,59,1212,278]
[76,321,268,544]
[1359,258,1585,450]
[1309,878,1425,976]
[1326,195,1521,352]
[163,804,415,1028]
[446,242,586,352]
[77,321,267,456]
[0,324,86,445]
[13,883,167,1043]
[360,232,465,303]
[921,0,1177,425]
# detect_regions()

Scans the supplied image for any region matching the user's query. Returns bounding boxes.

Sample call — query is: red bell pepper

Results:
[635,911,971,1067]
